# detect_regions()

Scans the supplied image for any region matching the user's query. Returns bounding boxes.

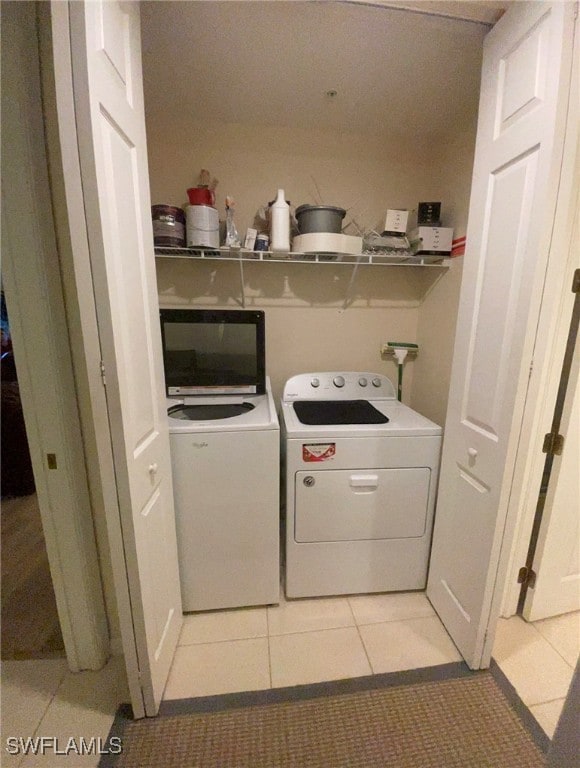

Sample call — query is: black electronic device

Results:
[417,201,442,227]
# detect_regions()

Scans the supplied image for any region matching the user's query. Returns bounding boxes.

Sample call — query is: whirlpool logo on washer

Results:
[303,443,336,462]
[191,441,209,449]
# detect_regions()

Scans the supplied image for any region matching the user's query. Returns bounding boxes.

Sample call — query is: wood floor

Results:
[1,493,65,659]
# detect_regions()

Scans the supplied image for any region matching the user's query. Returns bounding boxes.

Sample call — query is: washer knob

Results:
[333,375,345,388]
[358,377,368,387]
[310,377,320,388]
[372,377,382,387]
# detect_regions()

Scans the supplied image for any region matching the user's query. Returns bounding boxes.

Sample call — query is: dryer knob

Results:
[358,377,368,387]
[372,377,382,387]
[310,377,320,388]
[333,376,345,388]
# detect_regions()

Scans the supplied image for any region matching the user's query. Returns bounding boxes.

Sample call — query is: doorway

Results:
[40,0,576,724]
[0,290,65,660]
[493,265,580,737]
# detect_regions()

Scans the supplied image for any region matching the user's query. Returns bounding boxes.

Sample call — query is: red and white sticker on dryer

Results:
[303,443,336,462]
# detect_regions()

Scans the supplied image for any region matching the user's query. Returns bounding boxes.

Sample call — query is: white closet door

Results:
[68,1,182,715]
[427,2,575,669]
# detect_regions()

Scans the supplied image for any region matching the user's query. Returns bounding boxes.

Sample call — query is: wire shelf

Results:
[154,246,451,266]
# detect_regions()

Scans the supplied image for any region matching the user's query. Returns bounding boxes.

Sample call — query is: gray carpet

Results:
[100,662,548,767]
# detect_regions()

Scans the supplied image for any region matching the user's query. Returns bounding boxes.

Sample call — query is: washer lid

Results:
[160,308,266,396]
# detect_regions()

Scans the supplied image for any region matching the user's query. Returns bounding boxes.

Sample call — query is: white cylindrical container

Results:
[186,205,220,248]
[270,189,290,252]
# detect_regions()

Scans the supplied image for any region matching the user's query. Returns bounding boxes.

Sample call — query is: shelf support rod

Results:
[238,255,246,308]
[343,260,361,310]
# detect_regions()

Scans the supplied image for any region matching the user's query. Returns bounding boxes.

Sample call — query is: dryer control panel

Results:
[283,372,396,401]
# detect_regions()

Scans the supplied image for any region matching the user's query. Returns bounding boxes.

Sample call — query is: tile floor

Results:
[163,591,461,699]
[1,656,128,767]
[164,594,579,737]
[493,611,579,738]
[2,597,577,766]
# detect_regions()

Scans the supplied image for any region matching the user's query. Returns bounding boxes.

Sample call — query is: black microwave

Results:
[159,309,266,396]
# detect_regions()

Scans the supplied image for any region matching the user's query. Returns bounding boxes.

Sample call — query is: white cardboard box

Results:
[410,226,454,255]
[383,209,409,235]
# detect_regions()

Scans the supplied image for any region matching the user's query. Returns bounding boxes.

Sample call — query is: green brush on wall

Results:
[381,342,419,401]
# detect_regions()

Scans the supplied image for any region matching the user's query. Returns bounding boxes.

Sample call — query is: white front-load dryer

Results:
[281,372,442,598]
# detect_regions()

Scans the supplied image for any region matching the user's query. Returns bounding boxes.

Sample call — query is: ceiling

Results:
[346,1,508,25]
[141,1,509,139]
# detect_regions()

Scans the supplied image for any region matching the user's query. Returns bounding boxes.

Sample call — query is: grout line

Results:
[267,613,439,639]
[179,634,268,648]
[355,613,437,628]
[498,630,574,710]
[354,620,374,674]
[512,614,579,675]
[528,695,567,708]
[532,618,578,670]
[345,597,374,674]
[345,596,357,625]
[28,662,69,742]
[269,623,358,639]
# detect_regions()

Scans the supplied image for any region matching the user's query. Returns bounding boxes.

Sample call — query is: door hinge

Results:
[542,432,564,455]
[100,360,107,387]
[572,268,580,294]
[517,566,537,589]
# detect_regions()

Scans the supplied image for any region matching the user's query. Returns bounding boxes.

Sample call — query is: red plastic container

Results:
[187,187,215,206]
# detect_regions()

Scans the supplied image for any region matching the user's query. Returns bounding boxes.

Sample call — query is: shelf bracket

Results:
[238,255,246,308]
[342,260,361,310]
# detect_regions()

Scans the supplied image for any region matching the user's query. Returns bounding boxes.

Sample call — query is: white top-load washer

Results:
[281,372,442,598]
[161,309,280,612]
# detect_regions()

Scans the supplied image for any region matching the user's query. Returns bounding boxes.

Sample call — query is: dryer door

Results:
[295,468,431,542]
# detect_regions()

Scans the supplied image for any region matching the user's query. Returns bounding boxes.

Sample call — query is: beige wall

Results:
[412,123,478,424]
[156,259,425,403]
[147,118,444,237]
[148,117,473,406]
[412,258,465,424]
[430,120,480,237]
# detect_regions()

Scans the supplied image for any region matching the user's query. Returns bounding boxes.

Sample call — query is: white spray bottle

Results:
[270,189,290,252]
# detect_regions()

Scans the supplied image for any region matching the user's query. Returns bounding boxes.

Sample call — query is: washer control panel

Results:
[284,372,396,401]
